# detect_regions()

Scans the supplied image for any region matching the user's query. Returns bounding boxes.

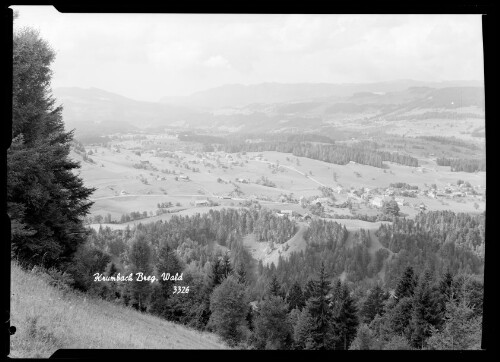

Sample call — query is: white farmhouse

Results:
[371,197,384,208]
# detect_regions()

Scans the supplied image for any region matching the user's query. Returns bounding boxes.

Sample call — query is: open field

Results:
[87,205,245,231]
[74,137,485,227]
[327,219,392,231]
[243,218,393,267]
[9,262,227,357]
[243,223,309,267]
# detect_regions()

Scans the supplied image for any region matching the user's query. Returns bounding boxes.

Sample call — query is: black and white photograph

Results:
[6,7,487,356]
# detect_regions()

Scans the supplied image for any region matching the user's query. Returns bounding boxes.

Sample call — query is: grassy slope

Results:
[9,262,227,358]
[77,145,485,221]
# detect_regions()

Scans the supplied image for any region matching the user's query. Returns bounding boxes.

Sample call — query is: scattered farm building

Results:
[371,197,384,208]
[395,197,405,206]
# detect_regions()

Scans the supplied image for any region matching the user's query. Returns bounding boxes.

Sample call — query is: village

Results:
[75,130,486,228]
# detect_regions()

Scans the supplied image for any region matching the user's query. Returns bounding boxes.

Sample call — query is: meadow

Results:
[9,262,228,357]
[77,138,485,225]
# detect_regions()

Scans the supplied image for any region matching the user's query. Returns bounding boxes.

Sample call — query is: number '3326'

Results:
[173,286,189,294]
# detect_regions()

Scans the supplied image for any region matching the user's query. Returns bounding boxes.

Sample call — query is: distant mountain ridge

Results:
[53,87,203,136]
[52,81,485,139]
[160,80,484,109]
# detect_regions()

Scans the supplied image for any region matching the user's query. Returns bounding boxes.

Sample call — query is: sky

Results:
[12,6,484,102]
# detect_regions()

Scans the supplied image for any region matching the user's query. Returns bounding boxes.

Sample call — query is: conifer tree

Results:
[303,279,316,301]
[394,266,417,301]
[387,297,414,338]
[124,232,153,311]
[287,281,306,311]
[360,284,387,324]
[209,257,224,288]
[208,276,249,346]
[221,252,233,278]
[9,25,95,268]
[303,263,336,349]
[252,295,292,349]
[409,271,441,348]
[149,243,183,318]
[293,307,315,349]
[426,297,482,350]
[349,324,374,350]
[235,262,247,285]
[331,282,359,350]
[268,274,283,298]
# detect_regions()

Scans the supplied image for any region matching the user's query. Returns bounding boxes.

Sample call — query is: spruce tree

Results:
[235,262,247,285]
[387,297,414,338]
[252,295,292,349]
[303,278,316,301]
[303,263,336,349]
[221,252,233,278]
[9,26,95,268]
[149,243,183,318]
[331,282,359,350]
[293,307,315,349]
[436,271,455,321]
[360,284,387,324]
[439,270,454,299]
[409,271,441,348]
[287,281,306,311]
[124,232,153,311]
[394,266,417,301]
[349,324,374,350]
[426,297,482,350]
[268,274,282,298]
[209,257,224,288]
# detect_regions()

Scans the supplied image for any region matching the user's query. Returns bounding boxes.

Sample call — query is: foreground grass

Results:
[10,262,228,357]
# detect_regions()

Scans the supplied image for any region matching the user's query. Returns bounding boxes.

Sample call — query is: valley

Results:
[73,122,485,279]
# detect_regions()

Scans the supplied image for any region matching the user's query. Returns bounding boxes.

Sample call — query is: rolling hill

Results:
[9,262,228,357]
[53,81,485,139]
[53,87,203,137]
[160,80,484,109]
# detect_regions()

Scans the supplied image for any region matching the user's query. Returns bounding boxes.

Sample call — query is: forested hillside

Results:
[218,141,419,168]
[65,206,484,349]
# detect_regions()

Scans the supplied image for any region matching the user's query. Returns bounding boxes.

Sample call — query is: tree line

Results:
[217,141,419,168]
[436,157,486,172]
[376,211,484,288]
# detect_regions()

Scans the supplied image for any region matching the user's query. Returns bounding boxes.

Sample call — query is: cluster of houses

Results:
[369,196,406,208]
[427,182,481,200]
[236,178,250,184]
[275,209,312,222]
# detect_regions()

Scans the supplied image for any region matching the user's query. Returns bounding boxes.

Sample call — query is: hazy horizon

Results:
[12,7,484,102]
[53,78,484,104]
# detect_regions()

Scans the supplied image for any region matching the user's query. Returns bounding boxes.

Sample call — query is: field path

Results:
[367,229,394,281]
[253,159,327,187]
[90,194,203,201]
[91,194,297,206]
[243,222,309,267]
